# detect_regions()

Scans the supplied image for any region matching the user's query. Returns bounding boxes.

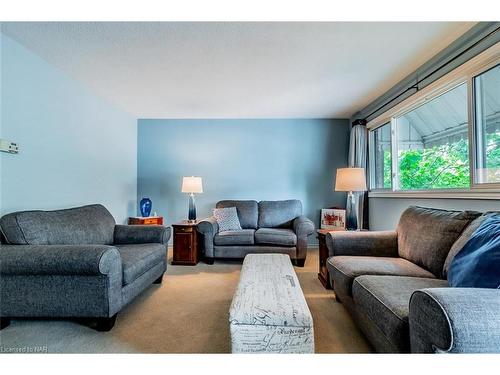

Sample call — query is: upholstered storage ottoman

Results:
[229,254,314,353]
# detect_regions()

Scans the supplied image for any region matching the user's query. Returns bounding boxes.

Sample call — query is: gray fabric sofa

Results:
[0,204,171,331]
[326,206,500,353]
[197,200,314,266]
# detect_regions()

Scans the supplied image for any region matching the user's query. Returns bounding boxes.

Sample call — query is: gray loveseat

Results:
[326,206,500,353]
[0,204,171,331]
[197,200,314,266]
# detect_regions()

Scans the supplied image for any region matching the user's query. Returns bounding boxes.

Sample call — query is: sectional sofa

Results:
[326,206,500,353]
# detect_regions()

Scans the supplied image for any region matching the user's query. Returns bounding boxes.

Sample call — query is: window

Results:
[370,123,392,189]
[473,64,500,185]
[394,82,470,190]
[367,44,499,197]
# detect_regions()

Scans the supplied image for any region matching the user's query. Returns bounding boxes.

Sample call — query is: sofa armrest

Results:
[293,215,315,237]
[197,217,218,258]
[0,244,121,276]
[114,225,171,245]
[197,217,219,237]
[409,288,500,353]
[325,230,398,257]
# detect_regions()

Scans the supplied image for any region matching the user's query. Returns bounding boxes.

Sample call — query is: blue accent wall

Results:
[0,33,137,222]
[138,119,350,241]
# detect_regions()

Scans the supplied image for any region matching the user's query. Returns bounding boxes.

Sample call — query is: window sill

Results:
[368,190,500,200]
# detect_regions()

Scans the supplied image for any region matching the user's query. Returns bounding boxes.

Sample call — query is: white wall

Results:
[369,197,500,230]
[0,33,137,223]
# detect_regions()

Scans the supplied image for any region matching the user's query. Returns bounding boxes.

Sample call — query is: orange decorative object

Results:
[128,216,164,225]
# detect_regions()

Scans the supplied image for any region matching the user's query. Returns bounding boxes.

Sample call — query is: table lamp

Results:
[335,167,367,230]
[182,176,203,222]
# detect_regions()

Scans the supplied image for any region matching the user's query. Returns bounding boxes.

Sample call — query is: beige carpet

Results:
[0,249,371,353]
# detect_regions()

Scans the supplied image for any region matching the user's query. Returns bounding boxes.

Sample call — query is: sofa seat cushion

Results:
[115,244,166,285]
[327,256,436,298]
[213,245,297,259]
[214,229,255,246]
[255,228,297,246]
[352,275,448,353]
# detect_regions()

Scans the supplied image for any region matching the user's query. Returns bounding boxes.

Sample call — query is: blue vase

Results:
[140,198,152,217]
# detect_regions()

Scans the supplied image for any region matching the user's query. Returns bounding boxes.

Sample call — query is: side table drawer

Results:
[143,217,162,225]
[175,226,194,233]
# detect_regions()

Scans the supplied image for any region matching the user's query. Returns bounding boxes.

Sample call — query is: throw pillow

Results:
[448,214,500,288]
[443,212,498,278]
[213,207,242,232]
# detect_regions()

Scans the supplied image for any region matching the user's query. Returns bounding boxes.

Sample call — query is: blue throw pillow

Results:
[448,214,500,288]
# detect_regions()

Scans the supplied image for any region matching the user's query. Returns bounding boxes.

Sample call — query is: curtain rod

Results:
[361,25,500,122]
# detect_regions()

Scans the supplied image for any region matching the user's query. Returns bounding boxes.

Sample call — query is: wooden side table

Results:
[317,228,345,289]
[128,216,164,225]
[172,221,200,266]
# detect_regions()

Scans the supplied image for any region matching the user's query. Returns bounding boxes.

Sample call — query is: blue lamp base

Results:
[188,193,197,221]
[346,192,358,231]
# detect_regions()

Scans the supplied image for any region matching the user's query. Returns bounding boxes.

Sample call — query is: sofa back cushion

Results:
[258,200,302,228]
[216,200,258,229]
[397,206,481,278]
[443,212,498,278]
[0,204,116,245]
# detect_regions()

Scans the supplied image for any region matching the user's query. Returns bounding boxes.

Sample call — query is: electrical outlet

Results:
[0,139,20,154]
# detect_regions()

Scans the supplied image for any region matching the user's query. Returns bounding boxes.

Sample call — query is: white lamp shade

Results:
[181,176,203,193]
[335,168,367,192]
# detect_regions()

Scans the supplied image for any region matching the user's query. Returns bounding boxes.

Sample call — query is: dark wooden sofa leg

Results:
[0,317,11,330]
[205,257,215,265]
[293,259,305,267]
[153,274,164,284]
[94,314,117,332]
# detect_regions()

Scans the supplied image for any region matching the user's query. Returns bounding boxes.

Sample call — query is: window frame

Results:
[393,79,470,191]
[367,42,500,199]
[368,121,392,191]
[470,62,500,190]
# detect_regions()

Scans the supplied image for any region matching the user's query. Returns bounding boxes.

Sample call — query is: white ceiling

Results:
[1,22,475,119]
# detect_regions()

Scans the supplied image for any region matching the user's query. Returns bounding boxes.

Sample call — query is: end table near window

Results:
[317,228,346,289]
[172,221,201,266]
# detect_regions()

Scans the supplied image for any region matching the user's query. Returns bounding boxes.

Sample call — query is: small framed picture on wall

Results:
[320,208,346,230]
